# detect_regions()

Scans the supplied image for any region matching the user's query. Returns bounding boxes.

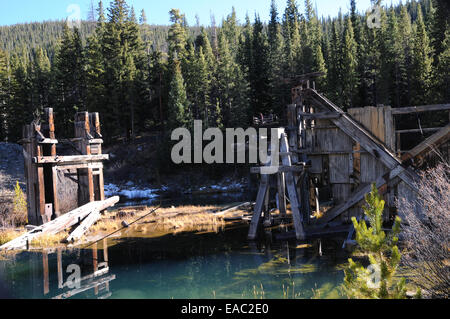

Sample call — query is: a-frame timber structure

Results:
[21,108,109,226]
[249,72,450,240]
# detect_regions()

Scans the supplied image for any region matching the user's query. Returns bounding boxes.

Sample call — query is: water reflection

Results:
[0,239,114,299]
[0,226,347,299]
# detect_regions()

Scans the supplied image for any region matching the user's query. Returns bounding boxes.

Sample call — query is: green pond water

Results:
[0,224,349,299]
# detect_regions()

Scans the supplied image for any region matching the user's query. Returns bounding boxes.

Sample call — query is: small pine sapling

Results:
[343,183,406,299]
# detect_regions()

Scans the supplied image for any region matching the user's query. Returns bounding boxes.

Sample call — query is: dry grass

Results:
[89,205,226,236]
[0,172,27,228]
[29,232,69,247]
[0,229,26,245]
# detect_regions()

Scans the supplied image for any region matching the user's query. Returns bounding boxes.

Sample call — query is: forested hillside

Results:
[0,0,448,145]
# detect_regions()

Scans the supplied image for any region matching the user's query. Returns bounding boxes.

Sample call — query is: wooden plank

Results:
[396,127,443,134]
[57,248,63,289]
[248,175,269,240]
[250,165,306,174]
[329,155,350,183]
[391,104,450,115]
[33,154,109,164]
[298,112,341,120]
[43,250,49,295]
[0,197,119,251]
[280,134,306,240]
[401,124,450,163]
[277,173,287,217]
[52,165,60,217]
[66,209,101,243]
[360,153,388,184]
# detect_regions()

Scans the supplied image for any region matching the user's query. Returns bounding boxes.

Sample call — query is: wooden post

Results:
[280,134,306,240]
[75,112,95,205]
[43,250,49,295]
[57,248,63,289]
[277,172,287,217]
[92,242,99,296]
[248,173,270,240]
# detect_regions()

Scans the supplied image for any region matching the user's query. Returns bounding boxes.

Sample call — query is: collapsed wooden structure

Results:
[249,73,450,240]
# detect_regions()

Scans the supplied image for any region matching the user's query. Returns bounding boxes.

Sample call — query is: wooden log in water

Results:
[0,196,119,251]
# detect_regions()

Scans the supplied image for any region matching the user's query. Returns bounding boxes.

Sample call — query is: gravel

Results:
[0,143,24,190]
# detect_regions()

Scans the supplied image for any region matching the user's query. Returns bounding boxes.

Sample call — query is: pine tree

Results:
[268,0,286,114]
[168,9,188,65]
[327,20,342,104]
[383,7,404,107]
[343,184,407,299]
[433,29,450,103]
[398,5,414,106]
[167,59,189,129]
[249,14,271,115]
[341,16,358,110]
[429,0,449,65]
[216,29,249,127]
[283,0,302,77]
[29,47,51,114]
[411,6,433,105]
[53,24,86,136]
[148,50,167,128]
[98,0,146,139]
[0,49,9,141]
[303,0,327,88]
[7,54,31,141]
[140,9,148,25]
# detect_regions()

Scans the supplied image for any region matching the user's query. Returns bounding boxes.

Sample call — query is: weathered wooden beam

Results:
[396,127,443,134]
[280,134,306,240]
[391,104,450,115]
[250,165,306,174]
[66,209,102,242]
[0,197,119,251]
[54,162,104,171]
[277,172,287,217]
[33,154,109,164]
[401,124,450,163]
[298,112,341,120]
[248,174,270,240]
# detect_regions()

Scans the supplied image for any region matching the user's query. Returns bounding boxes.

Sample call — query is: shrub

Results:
[398,163,450,298]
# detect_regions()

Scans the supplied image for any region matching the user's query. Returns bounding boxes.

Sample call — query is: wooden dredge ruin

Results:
[1,109,119,251]
[21,109,109,225]
[249,72,450,241]
[1,72,449,251]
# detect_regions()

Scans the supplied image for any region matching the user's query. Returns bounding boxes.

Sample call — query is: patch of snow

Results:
[104,183,160,200]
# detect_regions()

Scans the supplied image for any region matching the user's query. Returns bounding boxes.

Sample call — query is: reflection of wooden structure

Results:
[40,240,115,299]
[249,73,450,240]
[21,108,108,226]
